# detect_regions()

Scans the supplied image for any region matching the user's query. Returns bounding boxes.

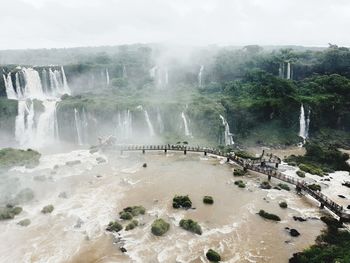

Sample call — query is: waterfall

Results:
[299,104,310,141]
[149,66,157,78]
[35,100,58,147]
[165,69,169,86]
[144,109,155,136]
[116,110,132,140]
[106,68,110,87]
[74,108,83,145]
[123,65,127,78]
[181,112,191,136]
[219,115,234,145]
[6,66,71,147]
[286,62,291,80]
[157,108,164,134]
[198,65,204,87]
[3,73,17,99]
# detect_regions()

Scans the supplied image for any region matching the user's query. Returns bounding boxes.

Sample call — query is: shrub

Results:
[308,184,321,191]
[41,205,54,214]
[173,195,192,209]
[234,180,246,188]
[125,220,139,231]
[299,163,324,176]
[233,169,246,177]
[258,210,281,221]
[0,148,41,169]
[151,218,170,236]
[17,218,31,226]
[279,201,288,208]
[120,211,133,220]
[179,219,202,235]
[0,206,23,220]
[206,249,221,262]
[106,221,123,232]
[278,183,290,191]
[296,170,305,178]
[203,196,214,204]
[121,206,146,217]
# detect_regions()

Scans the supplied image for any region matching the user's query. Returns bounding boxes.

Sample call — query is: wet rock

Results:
[203,196,214,204]
[206,249,221,262]
[89,147,99,154]
[260,181,272,189]
[74,218,84,228]
[65,160,81,166]
[173,195,192,209]
[342,181,350,188]
[279,201,288,208]
[142,163,147,168]
[96,157,106,164]
[58,192,68,198]
[120,247,127,253]
[17,218,31,227]
[41,205,54,214]
[53,164,59,170]
[338,195,346,199]
[96,174,102,178]
[293,216,307,222]
[290,229,300,237]
[347,205,350,209]
[179,219,202,235]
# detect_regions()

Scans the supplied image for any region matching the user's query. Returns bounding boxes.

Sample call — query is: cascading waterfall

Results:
[106,68,110,87]
[198,65,204,87]
[74,108,83,145]
[286,62,291,80]
[219,115,234,145]
[299,104,310,141]
[3,73,17,100]
[3,66,71,147]
[149,66,157,78]
[116,110,132,140]
[123,65,127,78]
[181,112,191,136]
[144,109,155,136]
[165,69,169,86]
[157,108,164,134]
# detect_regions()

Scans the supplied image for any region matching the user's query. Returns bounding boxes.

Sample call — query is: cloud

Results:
[1,0,349,49]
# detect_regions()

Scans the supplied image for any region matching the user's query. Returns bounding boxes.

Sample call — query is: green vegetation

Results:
[233,169,246,177]
[0,205,22,220]
[0,148,41,169]
[120,211,133,220]
[17,218,31,227]
[206,249,221,262]
[119,205,146,220]
[278,183,290,191]
[286,141,350,176]
[106,221,123,232]
[125,220,139,231]
[234,180,246,188]
[235,151,260,160]
[258,210,281,221]
[290,216,350,263]
[296,170,306,178]
[41,205,54,214]
[279,201,288,208]
[203,196,214,204]
[179,219,202,235]
[308,184,321,191]
[151,218,170,236]
[173,195,192,209]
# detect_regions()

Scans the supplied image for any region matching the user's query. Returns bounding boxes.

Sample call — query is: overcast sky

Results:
[1,0,349,50]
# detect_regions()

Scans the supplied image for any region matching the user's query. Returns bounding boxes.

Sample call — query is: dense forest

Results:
[0,44,349,147]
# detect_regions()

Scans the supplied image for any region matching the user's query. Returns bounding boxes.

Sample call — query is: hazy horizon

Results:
[1,0,350,50]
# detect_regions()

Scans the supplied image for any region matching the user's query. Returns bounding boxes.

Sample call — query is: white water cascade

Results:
[123,65,127,78]
[286,62,291,80]
[116,110,133,140]
[198,65,204,87]
[181,112,191,136]
[165,69,169,86]
[106,68,110,87]
[3,66,71,148]
[299,104,310,142]
[74,109,83,146]
[219,115,234,145]
[144,109,155,136]
[157,108,164,134]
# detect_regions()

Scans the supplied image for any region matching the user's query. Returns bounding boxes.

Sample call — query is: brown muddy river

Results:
[0,150,327,263]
